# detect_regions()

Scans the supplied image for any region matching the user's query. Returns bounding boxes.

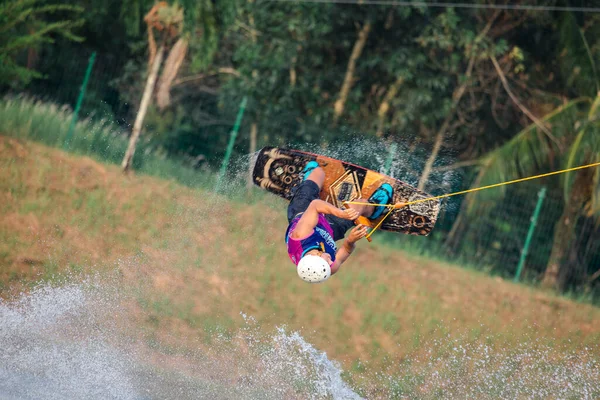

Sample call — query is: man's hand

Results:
[347,225,368,243]
[337,207,360,221]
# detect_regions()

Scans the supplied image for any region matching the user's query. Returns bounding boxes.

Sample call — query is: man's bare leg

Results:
[306,166,325,189]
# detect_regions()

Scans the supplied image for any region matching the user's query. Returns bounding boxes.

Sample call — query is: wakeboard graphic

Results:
[252,147,440,236]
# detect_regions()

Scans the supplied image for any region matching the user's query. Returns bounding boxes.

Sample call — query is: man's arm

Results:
[330,225,368,274]
[289,200,359,239]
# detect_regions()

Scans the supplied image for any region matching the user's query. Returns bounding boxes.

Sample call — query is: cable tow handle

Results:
[342,202,373,242]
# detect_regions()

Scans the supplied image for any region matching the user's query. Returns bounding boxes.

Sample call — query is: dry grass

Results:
[1,135,600,373]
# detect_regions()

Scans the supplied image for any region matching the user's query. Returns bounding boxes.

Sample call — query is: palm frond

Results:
[564,100,600,216]
[558,13,600,96]
[463,98,591,214]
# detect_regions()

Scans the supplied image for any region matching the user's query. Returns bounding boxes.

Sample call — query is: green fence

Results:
[25,48,125,122]
[393,180,600,292]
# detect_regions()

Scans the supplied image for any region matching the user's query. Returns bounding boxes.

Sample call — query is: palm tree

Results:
[542,96,600,289]
[458,94,599,290]
[452,12,600,291]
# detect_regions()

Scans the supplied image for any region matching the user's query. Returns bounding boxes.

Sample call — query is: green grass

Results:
[0,97,281,217]
[3,97,598,308]
[0,97,528,286]
[1,133,600,398]
[2,97,600,377]
[0,97,216,189]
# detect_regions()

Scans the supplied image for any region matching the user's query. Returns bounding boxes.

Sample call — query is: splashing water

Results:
[0,280,362,399]
[1,279,599,399]
[375,338,600,399]
[234,314,362,400]
[225,137,467,215]
[0,281,139,399]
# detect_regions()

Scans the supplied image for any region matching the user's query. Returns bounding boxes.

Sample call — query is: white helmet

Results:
[297,254,331,283]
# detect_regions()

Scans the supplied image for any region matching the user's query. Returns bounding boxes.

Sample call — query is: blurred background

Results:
[1,1,600,398]
[2,0,599,294]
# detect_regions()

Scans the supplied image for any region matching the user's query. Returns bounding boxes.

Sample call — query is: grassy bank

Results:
[0,97,219,189]
[2,135,600,378]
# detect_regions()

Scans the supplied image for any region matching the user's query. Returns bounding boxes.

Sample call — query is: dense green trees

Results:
[450,11,600,291]
[0,0,84,87]
[1,0,599,294]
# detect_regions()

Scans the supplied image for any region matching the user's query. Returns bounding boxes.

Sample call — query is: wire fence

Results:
[25,47,126,125]
[399,180,600,292]
[451,184,562,278]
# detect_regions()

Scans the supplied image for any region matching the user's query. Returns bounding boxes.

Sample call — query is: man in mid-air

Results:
[285,161,393,283]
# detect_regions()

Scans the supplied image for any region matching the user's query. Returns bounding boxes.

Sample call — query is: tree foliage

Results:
[455,10,600,291]
[0,0,84,88]
[6,0,600,293]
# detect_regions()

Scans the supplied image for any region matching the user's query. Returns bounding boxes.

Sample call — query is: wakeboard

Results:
[252,147,440,236]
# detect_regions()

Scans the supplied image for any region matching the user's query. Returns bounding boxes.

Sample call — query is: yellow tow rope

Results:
[344,161,600,240]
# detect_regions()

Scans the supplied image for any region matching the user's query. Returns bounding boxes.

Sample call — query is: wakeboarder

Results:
[285,162,393,283]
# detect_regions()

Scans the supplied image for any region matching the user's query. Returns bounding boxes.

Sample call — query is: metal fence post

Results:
[215,96,248,193]
[514,187,546,282]
[64,51,96,150]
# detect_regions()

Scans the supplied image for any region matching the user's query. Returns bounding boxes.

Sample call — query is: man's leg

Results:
[362,183,394,220]
[305,165,325,189]
[329,182,394,239]
[305,163,372,218]
[326,197,372,241]
[286,164,324,223]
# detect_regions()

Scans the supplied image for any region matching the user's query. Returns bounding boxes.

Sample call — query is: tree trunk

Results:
[542,171,591,290]
[418,131,444,191]
[333,21,371,126]
[417,55,476,191]
[156,38,188,110]
[490,54,554,140]
[376,75,405,138]
[247,122,258,190]
[122,44,165,172]
[417,15,498,190]
[27,29,38,70]
[542,198,580,290]
[290,45,300,88]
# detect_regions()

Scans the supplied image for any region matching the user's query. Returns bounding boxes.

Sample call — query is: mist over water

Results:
[1,276,599,399]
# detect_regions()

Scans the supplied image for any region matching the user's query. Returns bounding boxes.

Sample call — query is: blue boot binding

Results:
[368,183,394,220]
[302,161,319,181]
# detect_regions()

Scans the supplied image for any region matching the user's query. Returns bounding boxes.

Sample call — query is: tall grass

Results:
[0,96,215,189]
